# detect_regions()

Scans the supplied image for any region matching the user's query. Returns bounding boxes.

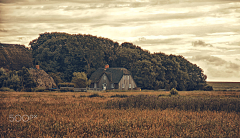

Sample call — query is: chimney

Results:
[36,65,40,69]
[105,64,109,69]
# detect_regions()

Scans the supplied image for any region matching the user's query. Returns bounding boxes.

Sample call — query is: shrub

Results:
[203,85,213,91]
[60,88,74,92]
[0,87,15,92]
[170,88,178,95]
[158,94,167,97]
[106,89,128,92]
[110,94,128,98]
[88,93,104,98]
[79,95,86,98]
[58,83,75,88]
[34,87,46,92]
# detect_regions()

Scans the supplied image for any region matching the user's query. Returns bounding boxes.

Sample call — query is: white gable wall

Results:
[118,75,136,90]
[98,73,110,89]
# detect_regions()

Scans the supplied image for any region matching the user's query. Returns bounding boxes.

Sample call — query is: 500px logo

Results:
[9,114,37,122]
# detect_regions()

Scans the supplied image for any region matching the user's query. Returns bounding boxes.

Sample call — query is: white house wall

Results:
[118,75,136,90]
[98,73,110,89]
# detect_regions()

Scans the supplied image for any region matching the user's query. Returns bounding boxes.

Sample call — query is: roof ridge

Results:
[90,67,131,83]
[99,67,126,69]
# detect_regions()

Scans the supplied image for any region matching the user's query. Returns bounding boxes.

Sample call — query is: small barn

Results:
[89,65,137,90]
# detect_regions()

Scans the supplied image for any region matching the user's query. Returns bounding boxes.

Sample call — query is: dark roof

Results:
[90,68,131,83]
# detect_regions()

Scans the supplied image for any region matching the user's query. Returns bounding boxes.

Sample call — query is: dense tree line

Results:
[0,43,33,70]
[30,32,210,90]
[0,67,36,91]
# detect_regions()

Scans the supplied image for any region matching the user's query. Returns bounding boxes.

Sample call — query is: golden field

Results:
[1,91,240,137]
[207,81,240,91]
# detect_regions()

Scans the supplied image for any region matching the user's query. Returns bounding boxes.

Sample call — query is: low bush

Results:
[203,85,214,91]
[170,88,178,95]
[105,95,240,112]
[110,94,128,98]
[34,87,46,92]
[0,87,15,92]
[88,93,104,98]
[106,90,128,92]
[79,95,86,97]
[60,88,74,92]
[158,94,167,97]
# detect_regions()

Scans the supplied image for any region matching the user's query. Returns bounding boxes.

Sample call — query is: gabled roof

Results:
[90,68,131,83]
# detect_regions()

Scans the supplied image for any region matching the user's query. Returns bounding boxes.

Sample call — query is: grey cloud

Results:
[50,0,114,3]
[49,0,130,9]
[192,55,240,70]
[189,55,240,79]
[2,0,238,30]
[228,62,240,70]
[211,3,240,15]
[207,65,240,79]
[0,0,26,3]
[192,55,227,66]
[1,0,237,5]
[141,23,240,37]
[89,11,205,29]
[230,41,240,46]
[192,40,213,47]
[0,11,106,24]
[207,67,232,78]
[0,0,129,9]
[0,28,8,32]
[115,12,204,25]
[0,5,204,28]
[133,37,182,45]
[63,6,86,10]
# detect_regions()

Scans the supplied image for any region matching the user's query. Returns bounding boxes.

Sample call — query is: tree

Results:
[71,72,91,88]
[4,73,21,91]
[0,68,7,88]
[30,32,208,90]
[49,72,63,85]
[18,67,36,91]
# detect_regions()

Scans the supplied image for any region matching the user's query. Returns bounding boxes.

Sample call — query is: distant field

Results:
[207,81,240,91]
[1,91,240,137]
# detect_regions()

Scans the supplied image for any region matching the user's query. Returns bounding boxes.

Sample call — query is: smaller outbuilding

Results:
[89,65,137,90]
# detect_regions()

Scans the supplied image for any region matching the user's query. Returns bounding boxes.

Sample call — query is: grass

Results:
[105,95,240,112]
[110,94,128,98]
[1,91,240,137]
[207,81,240,91]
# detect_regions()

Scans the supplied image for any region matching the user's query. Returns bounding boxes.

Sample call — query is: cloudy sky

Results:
[0,0,240,82]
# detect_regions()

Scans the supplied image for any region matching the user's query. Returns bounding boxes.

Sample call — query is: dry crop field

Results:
[207,81,240,91]
[1,91,240,137]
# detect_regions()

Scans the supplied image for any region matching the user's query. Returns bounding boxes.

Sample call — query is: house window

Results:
[122,84,125,88]
[94,83,97,88]
[129,84,131,88]
[111,83,114,89]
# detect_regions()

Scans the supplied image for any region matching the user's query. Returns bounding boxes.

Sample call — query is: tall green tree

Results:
[30,32,208,91]
[4,73,21,91]
[0,68,7,88]
[71,72,91,88]
[18,67,36,91]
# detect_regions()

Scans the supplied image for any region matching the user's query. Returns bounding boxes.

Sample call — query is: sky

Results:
[0,0,240,82]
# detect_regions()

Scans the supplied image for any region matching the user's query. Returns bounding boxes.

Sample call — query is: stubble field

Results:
[1,91,240,137]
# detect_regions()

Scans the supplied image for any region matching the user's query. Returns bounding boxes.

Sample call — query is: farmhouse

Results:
[89,65,137,90]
